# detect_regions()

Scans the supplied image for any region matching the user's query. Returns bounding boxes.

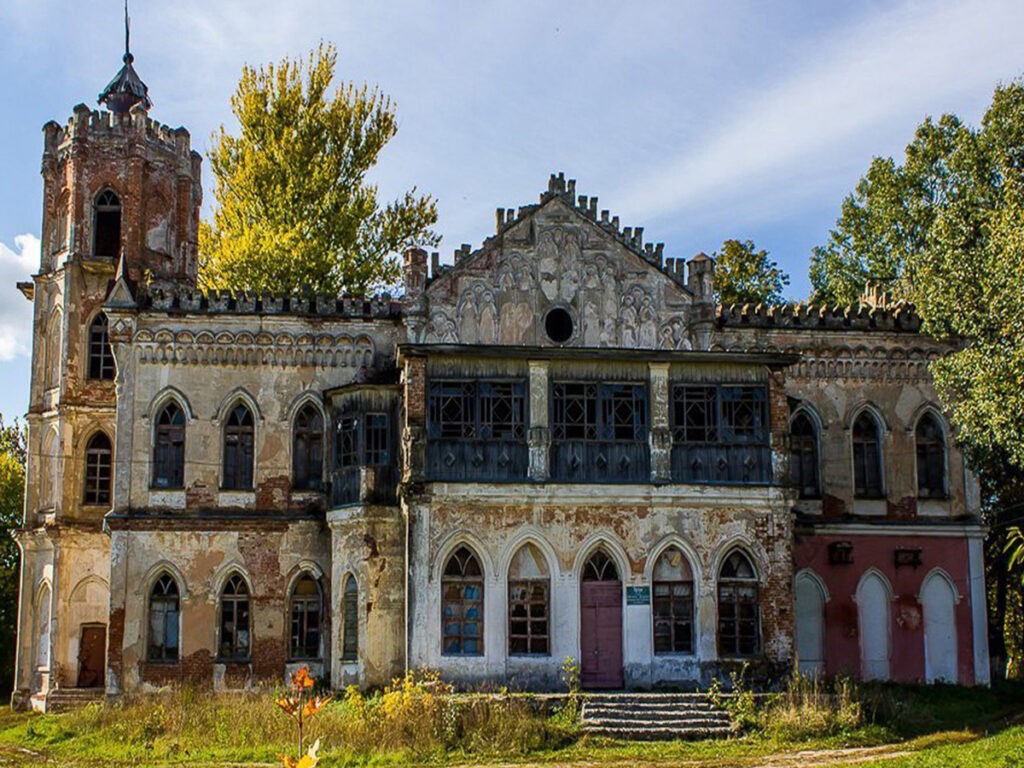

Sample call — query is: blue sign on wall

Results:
[626,586,650,605]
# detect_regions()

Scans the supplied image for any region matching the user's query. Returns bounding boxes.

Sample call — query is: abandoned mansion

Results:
[11,50,990,710]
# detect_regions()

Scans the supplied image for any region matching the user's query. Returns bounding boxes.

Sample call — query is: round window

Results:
[544,307,574,343]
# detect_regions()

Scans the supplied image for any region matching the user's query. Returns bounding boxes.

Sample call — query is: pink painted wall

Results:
[794,532,976,685]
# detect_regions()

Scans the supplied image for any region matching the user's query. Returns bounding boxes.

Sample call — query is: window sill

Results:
[216,658,252,665]
[508,653,552,659]
[653,652,697,658]
[287,657,324,664]
[441,653,484,658]
[144,659,181,666]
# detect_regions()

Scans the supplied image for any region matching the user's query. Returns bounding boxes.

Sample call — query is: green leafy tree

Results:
[712,239,790,305]
[0,416,26,699]
[200,43,439,295]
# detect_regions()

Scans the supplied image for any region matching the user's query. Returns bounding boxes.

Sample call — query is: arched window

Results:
[218,573,250,661]
[791,412,820,498]
[93,189,121,258]
[653,547,694,655]
[442,546,483,656]
[916,413,946,499]
[87,313,115,381]
[83,432,112,506]
[852,411,883,499]
[153,402,185,489]
[292,404,324,491]
[718,550,760,657]
[148,573,180,662]
[341,575,358,661]
[289,574,322,660]
[223,403,255,490]
[508,544,550,656]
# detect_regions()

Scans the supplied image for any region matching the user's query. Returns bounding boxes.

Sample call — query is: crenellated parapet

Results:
[137,287,402,319]
[717,301,923,333]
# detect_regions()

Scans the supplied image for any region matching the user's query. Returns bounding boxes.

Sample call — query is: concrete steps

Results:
[44,687,105,713]
[581,693,735,741]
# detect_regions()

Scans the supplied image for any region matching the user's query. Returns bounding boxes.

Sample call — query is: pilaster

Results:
[649,362,671,482]
[528,360,550,481]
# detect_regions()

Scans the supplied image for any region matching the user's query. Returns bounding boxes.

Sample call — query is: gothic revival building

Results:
[12,49,989,710]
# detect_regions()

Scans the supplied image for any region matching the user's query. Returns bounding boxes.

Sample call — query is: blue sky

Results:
[1,0,1022,421]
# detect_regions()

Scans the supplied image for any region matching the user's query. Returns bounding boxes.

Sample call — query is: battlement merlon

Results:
[135,286,403,320]
[43,103,200,168]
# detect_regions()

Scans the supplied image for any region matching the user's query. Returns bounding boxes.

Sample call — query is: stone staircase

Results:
[43,687,105,713]
[580,692,735,740]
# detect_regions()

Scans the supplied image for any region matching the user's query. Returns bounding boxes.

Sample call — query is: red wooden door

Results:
[77,625,106,688]
[580,581,624,689]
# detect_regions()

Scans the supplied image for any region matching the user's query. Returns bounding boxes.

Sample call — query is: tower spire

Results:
[98,0,150,113]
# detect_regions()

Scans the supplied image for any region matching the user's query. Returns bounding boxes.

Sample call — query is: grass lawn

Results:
[0,681,1020,767]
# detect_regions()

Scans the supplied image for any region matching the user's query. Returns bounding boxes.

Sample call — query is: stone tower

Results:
[12,25,202,709]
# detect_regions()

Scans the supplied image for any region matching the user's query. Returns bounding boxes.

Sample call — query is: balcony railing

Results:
[670,444,772,485]
[426,438,529,482]
[550,440,650,483]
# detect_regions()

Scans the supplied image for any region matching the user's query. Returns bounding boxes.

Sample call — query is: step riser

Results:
[579,693,733,741]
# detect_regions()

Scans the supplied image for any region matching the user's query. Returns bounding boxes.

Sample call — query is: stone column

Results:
[528,360,550,482]
[648,362,671,483]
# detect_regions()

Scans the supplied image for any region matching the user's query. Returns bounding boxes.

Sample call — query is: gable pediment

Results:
[413,178,705,350]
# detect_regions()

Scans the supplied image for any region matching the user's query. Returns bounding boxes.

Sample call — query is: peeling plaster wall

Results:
[407,484,794,689]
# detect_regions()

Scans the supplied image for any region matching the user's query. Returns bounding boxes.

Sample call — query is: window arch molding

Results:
[907,403,950,437]
[286,391,327,426]
[916,567,961,604]
[794,568,831,603]
[433,531,495,584]
[140,560,189,600]
[290,395,326,492]
[211,562,253,599]
[852,567,894,604]
[570,532,630,583]
[213,387,263,424]
[497,529,559,580]
[644,536,703,592]
[144,387,195,422]
[844,402,890,434]
[709,536,769,582]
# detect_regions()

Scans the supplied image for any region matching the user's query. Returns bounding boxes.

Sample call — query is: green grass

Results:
[0,681,1021,767]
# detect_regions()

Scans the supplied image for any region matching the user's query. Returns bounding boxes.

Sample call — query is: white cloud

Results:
[615,0,1024,224]
[0,234,38,361]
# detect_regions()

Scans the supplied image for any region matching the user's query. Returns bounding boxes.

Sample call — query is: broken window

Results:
[653,547,694,655]
[218,573,250,661]
[582,549,620,582]
[852,411,883,498]
[336,413,391,468]
[342,575,358,661]
[718,551,760,657]
[223,403,254,490]
[289,574,322,660]
[93,189,121,258]
[508,544,550,656]
[790,411,820,498]
[82,432,112,506]
[153,402,185,489]
[147,573,180,662]
[915,413,946,499]
[442,546,483,656]
[87,313,115,381]
[292,404,323,491]
[670,384,770,484]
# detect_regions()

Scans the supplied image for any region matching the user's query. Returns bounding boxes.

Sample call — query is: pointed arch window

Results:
[791,411,820,499]
[83,432,112,506]
[153,402,185,489]
[289,574,323,660]
[916,413,947,499]
[341,575,358,661]
[88,313,115,381]
[852,411,884,499]
[442,546,483,656]
[653,547,694,655]
[292,404,324,491]
[508,544,550,656]
[218,573,250,661]
[718,551,760,657]
[223,403,255,490]
[148,574,180,662]
[93,189,121,258]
